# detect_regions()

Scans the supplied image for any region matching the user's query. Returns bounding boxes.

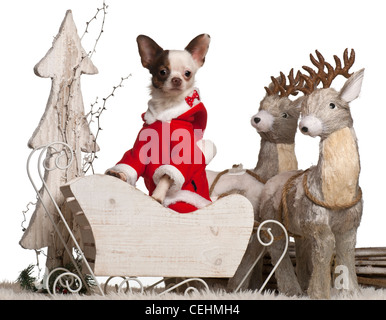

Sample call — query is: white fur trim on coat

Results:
[153,165,185,191]
[196,139,217,164]
[105,163,138,186]
[164,189,211,209]
[144,88,201,125]
[144,100,190,125]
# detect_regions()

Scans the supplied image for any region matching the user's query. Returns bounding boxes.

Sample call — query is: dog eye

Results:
[159,69,167,76]
[185,71,191,78]
[329,103,336,109]
[281,112,288,118]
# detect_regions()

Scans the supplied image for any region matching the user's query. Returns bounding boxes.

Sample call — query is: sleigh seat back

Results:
[60,174,254,278]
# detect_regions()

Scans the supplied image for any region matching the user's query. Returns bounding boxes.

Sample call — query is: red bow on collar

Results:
[185,90,200,107]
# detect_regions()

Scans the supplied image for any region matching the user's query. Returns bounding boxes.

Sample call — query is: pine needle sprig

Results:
[16,264,38,292]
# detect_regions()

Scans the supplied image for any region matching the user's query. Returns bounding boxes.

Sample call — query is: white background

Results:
[1,0,385,283]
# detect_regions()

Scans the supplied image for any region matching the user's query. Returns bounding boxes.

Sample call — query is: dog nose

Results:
[172,77,182,87]
[253,117,261,124]
[301,126,308,133]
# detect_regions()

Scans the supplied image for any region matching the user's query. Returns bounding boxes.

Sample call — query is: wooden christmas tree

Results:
[20,10,99,269]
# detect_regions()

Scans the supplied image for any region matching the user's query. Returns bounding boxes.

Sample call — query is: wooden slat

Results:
[355,247,386,257]
[356,261,386,267]
[357,276,386,288]
[356,266,386,276]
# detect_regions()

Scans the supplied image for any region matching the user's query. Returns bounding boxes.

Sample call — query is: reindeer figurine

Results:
[258,49,364,299]
[207,69,303,213]
[205,70,304,291]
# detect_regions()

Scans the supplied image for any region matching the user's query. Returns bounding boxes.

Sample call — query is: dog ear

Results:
[137,35,164,69]
[185,34,211,67]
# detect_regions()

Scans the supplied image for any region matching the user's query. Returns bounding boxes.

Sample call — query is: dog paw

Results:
[106,170,127,181]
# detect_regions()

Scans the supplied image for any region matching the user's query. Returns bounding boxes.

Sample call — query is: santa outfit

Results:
[107,88,216,213]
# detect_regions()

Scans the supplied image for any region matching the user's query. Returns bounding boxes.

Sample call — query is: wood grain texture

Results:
[61,174,254,278]
[20,10,98,252]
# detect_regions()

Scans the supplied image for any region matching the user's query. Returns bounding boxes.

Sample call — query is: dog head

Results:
[137,34,210,99]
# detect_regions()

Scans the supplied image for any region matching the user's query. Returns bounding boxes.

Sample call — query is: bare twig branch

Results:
[82,74,132,174]
[80,0,108,42]
[88,1,108,59]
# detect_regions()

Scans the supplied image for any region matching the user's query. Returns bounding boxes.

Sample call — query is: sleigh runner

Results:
[60,174,254,279]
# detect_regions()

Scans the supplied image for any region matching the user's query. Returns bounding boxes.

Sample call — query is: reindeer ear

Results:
[292,96,305,109]
[185,34,211,67]
[339,68,365,103]
[136,35,164,70]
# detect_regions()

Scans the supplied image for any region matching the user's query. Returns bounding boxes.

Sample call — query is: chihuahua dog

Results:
[106,34,216,213]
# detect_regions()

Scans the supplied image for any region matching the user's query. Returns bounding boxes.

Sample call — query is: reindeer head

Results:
[299,49,365,139]
[251,69,304,144]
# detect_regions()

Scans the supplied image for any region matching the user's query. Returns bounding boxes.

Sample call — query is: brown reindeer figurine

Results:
[258,49,364,299]
[207,69,303,213]
[206,70,305,291]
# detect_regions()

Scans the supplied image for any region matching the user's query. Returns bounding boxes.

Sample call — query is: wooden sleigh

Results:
[26,143,288,297]
[60,174,254,280]
[57,173,288,295]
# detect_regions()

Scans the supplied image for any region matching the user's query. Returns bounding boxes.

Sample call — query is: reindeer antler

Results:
[331,48,355,80]
[300,48,355,94]
[264,69,305,97]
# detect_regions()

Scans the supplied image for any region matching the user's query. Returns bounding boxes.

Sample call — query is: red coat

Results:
[108,90,214,213]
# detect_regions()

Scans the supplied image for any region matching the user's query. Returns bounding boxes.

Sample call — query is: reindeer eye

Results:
[329,103,336,109]
[282,112,288,118]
